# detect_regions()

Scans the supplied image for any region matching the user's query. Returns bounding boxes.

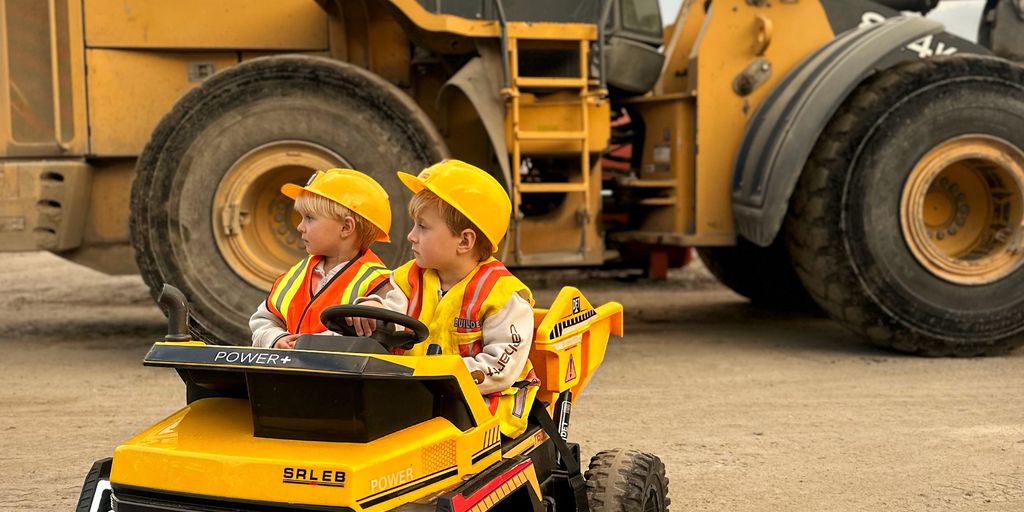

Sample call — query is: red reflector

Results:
[450,459,532,512]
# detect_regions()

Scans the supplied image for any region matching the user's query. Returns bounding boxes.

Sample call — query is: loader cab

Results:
[607,0,664,45]
[413,0,666,95]
[604,0,666,95]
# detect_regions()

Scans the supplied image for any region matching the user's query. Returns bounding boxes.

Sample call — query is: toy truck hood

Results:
[109,343,502,511]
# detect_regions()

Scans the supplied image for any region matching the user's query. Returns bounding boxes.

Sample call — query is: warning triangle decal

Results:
[565,354,577,383]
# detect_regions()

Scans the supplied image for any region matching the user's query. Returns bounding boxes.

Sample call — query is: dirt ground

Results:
[1,251,1022,511]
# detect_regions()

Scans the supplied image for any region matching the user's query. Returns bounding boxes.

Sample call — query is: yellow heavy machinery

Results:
[3,0,1024,355]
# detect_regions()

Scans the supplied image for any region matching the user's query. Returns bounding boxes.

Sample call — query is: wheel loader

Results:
[2,0,1024,355]
[76,285,669,512]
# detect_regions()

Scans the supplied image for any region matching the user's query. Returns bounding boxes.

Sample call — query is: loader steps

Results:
[496,4,606,265]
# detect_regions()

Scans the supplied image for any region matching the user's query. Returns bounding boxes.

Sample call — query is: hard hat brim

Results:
[397,172,426,195]
[280,183,304,199]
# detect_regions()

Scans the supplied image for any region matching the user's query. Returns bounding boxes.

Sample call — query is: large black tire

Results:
[786,55,1024,356]
[131,55,447,344]
[697,237,816,310]
[585,449,669,512]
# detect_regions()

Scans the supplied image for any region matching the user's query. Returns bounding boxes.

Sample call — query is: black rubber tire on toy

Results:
[131,55,447,344]
[585,449,669,512]
[75,458,112,512]
[697,236,817,310]
[785,55,1024,356]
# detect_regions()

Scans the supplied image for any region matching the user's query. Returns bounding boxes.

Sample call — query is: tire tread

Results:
[585,449,670,512]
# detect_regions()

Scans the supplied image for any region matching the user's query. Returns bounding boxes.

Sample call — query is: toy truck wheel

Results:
[131,55,446,343]
[697,236,816,310]
[76,458,112,512]
[585,449,669,512]
[786,55,1024,356]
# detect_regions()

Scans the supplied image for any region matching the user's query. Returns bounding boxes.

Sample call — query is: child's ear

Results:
[338,216,356,237]
[456,228,477,255]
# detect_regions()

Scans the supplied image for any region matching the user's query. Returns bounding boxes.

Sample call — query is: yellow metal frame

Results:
[619,0,835,245]
[387,0,597,41]
[86,50,239,156]
[0,0,88,156]
[83,0,328,50]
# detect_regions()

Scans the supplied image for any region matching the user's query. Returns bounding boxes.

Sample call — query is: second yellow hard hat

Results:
[397,160,511,252]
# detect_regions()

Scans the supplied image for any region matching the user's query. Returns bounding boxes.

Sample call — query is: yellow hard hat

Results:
[398,160,511,252]
[281,168,392,242]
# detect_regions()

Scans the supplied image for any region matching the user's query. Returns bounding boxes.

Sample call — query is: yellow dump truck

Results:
[3,0,1024,356]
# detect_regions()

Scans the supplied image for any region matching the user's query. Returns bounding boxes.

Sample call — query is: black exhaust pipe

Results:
[158,284,191,342]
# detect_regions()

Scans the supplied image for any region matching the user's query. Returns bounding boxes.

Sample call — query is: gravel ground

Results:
[1,252,1022,511]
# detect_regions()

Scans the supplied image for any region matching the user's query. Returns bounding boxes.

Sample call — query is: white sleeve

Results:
[353,275,409,313]
[250,301,288,348]
[462,293,534,394]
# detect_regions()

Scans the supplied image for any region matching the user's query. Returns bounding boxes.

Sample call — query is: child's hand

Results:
[273,333,300,349]
[346,300,384,336]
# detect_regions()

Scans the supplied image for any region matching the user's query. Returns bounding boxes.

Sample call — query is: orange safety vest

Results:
[266,250,390,334]
[393,258,539,438]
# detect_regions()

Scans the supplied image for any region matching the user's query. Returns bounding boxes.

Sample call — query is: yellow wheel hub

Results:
[901,135,1024,285]
[213,141,350,290]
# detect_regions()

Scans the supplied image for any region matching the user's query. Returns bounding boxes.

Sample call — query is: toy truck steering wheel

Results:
[320,304,430,352]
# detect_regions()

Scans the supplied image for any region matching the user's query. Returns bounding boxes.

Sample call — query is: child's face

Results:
[296,211,346,257]
[407,205,461,270]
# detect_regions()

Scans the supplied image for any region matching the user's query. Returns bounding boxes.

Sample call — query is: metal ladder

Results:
[495,2,599,264]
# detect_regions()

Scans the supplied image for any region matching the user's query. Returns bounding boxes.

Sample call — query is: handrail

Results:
[598,0,614,91]
[494,0,510,90]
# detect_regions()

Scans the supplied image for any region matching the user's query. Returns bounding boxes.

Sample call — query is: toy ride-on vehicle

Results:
[77,285,669,512]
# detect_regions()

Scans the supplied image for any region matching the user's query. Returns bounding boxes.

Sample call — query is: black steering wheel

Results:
[320,304,430,352]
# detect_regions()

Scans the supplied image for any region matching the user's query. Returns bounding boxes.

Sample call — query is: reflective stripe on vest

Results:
[266,251,389,334]
[457,260,511,333]
[342,263,390,305]
[406,263,425,319]
[268,256,313,321]
[392,258,533,354]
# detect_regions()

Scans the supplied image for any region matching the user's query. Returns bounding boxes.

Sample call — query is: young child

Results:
[250,168,392,349]
[356,159,538,438]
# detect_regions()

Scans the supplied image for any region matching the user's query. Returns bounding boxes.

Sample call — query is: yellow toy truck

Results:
[76,285,667,512]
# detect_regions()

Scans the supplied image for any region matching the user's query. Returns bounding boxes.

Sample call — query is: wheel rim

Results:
[901,135,1024,285]
[212,140,351,290]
